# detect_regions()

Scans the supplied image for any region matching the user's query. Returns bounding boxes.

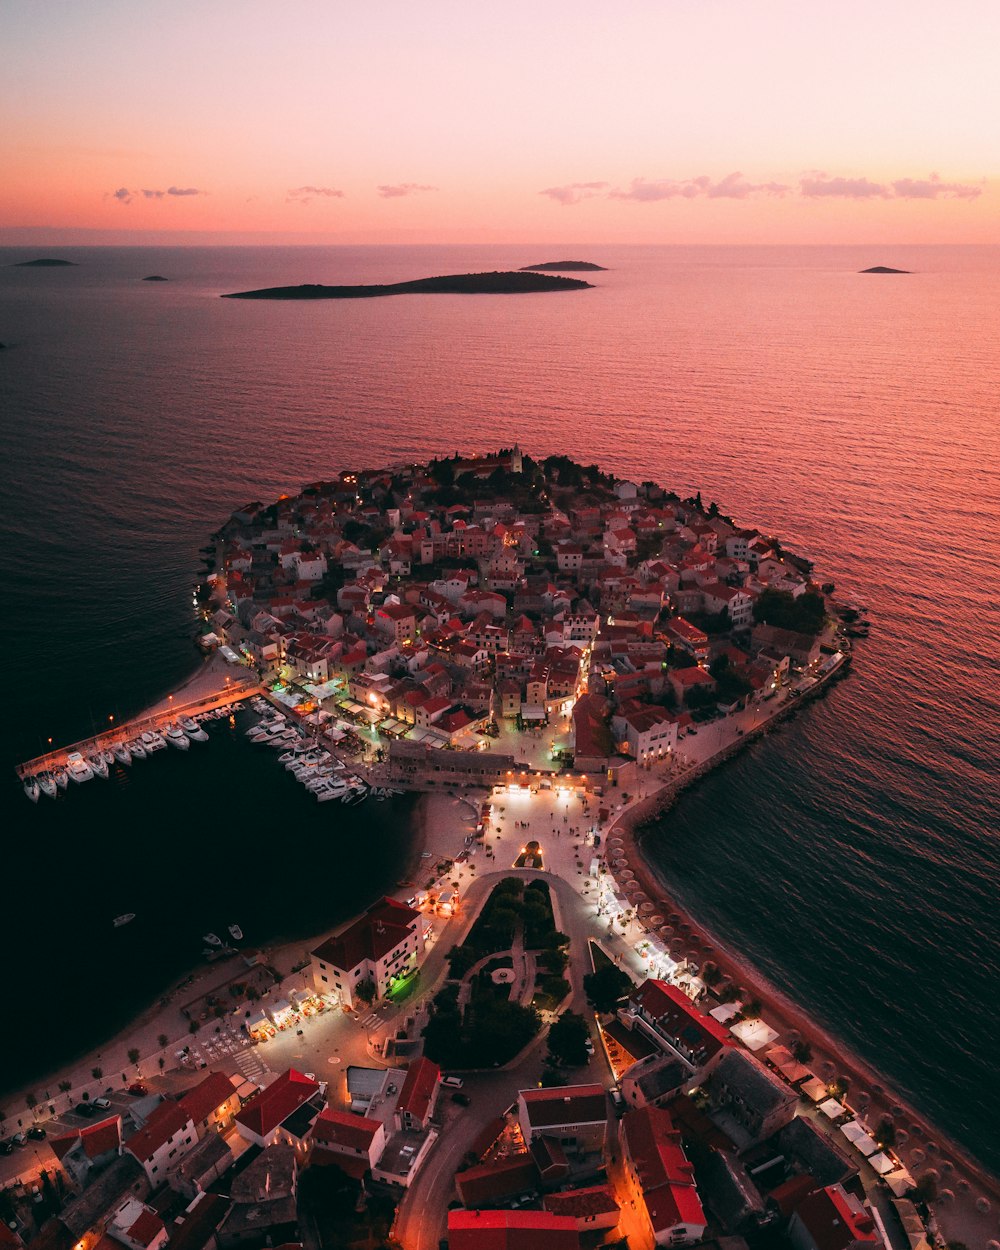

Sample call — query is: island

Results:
[519,259,607,271]
[15,449,985,1250]
[142,274,169,281]
[220,270,592,299]
[860,265,910,274]
[12,257,77,267]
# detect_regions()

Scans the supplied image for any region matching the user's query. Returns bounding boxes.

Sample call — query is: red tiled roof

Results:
[126,1101,192,1163]
[126,1209,165,1248]
[447,1209,578,1250]
[235,1069,320,1139]
[455,1156,540,1207]
[630,979,732,1060]
[51,1114,123,1162]
[396,1057,440,1122]
[180,1072,239,1125]
[794,1186,878,1250]
[520,1084,607,1129]
[311,1108,381,1153]
[311,897,419,971]
[310,1148,369,1179]
[544,1184,619,1220]
[621,1106,704,1236]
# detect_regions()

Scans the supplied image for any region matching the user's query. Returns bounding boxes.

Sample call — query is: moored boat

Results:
[102,748,115,766]
[23,776,40,802]
[38,772,58,798]
[165,723,190,749]
[180,715,209,742]
[129,738,147,759]
[113,742,132,765]
[203,932,222,946]
[228,924,243,941]
[53,767,69,789]
[66,752,94,782]
[89,753,109,778]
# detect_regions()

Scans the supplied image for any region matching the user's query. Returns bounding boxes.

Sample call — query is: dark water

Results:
[1,245,997,1173]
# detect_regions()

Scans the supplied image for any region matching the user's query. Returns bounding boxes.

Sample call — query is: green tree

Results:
[584,963,632,1013]
[355,977,377,1005]
[547,1010,590,1067]
[91,1067,103,1080]
[158,1033,169,1049]
[875,1116,897,1149]
[58,1080,71,1093]
[791,1038,812,1063]
[127,1048,140,1066]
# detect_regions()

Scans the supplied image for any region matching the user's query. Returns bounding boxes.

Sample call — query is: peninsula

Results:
[221,270,592,299]
[12,449,989,1250]
[12,257,77,267]
[142,274,169,281]
[860,265,910,273]
[520,259,608,271]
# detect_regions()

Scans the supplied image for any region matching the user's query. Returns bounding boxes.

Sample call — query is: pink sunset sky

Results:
[2,0,996,245]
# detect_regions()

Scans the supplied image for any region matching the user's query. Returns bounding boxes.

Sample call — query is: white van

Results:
[441,1075,464,1089]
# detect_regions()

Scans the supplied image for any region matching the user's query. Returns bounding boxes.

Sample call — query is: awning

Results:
[730,1018,779,1050]
[841,1122,879,1156]
[869,1152,895,1175]
[819,1097,847,1120]
[801,1077,827,1102]
[884,1168,915,1196]
[710,1002,743,1024]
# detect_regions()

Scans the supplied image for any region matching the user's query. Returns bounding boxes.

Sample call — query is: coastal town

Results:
[4,450,991,1250]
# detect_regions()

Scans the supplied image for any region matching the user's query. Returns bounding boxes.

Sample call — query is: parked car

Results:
[27,1127,47,1141]
[0,1141,14,1155]
[10,1133,27,1147]
[610,1088,625,1112]
[451,1091,471,1107]
[74,1102,97,1118]
[584,1038,595,1056]
[93,1097,112,1110]
[441,1075,464,1088]
[127,1083,148,1096]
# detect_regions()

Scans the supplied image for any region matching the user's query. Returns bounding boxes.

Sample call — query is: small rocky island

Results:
[520,260,607,271]
[860,265,910,274]
[12,258,77,267]
[142,275,169,282]
[221,271,593,299]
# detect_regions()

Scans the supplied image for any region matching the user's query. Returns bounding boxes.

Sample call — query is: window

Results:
[321,975,328,983]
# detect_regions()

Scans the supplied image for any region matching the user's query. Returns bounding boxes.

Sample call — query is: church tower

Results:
[511,442,523,474]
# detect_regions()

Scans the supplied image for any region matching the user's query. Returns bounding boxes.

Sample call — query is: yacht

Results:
[113,913,135,927]
[113,742,132,765]
[66,752,95,783]
[179,715,209,742]
[228,924,243,941]
[129,738,147,759]
[38,772,58,798]
[102,748,115,767]
[142,730,166,751]
[53,767,69,789]
[89,752,110,778]
[165,723,190,749]
[23,776,40,802]
[203,932,222,946]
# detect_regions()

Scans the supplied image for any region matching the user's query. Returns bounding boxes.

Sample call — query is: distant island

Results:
[142,275,168,282]
[221,271,593,299]
[12,258,77,267]
[519,260,607,272]
[860,266,910,274]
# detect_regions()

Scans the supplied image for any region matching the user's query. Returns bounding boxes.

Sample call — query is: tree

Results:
[127,1048,140,1066]
[158,1057,166,1071]
[584,963,632,1013]
[189,1020,200,1034]
[58,1080,71,1094]
[547,1010,590,1068]
[26,1092,38,1112]
[875,1116,897,1149]
[791,1038,812,1063]
[753,588,826,636]
[355,977,376,1006]
[91,1067,103,1080]
[158,1033,169,1049]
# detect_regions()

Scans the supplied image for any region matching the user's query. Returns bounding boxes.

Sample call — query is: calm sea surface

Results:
[1,244,997,1172]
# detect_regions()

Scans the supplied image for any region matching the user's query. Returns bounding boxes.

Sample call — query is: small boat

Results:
[113,913,135,927]
[146,730,167,751]
[53,767,69,789]
[38,772,58,798]
[203,932,222,946]
[89,753,109,778]
[129,738,147,759]
[66,752,94,783]
[201,948,217,958]
[23,776,40,802]
[113,742,132,765]
[179,715,209,742]
[228,924,243,941]
[165,724,190,749]
[102,749,115,766]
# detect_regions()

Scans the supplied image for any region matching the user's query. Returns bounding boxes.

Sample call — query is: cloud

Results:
[539,181,609,206]
[112,186,132,204]
[167,186,203,196]
[112,185,205,203]
[287,185,345,204]
[891,173,981,200]
[800,174,889,199]
[142,189,165,199]
[377,182,437,198]
[610,173,789,202]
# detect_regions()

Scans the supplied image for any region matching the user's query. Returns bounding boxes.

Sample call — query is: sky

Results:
[2,0,997,245]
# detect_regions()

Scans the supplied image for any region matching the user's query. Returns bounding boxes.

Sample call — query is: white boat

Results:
[113,742,132,765]
[145,730,167,751]
[102,749,115,766]
[53,767,69,789]
[165,724,190,749]
[23,776,40,802]
[66,752,94,782]
[179,715,209,742]
[38,772,58,798]
[203,932,222,946]
[129,738,147,759]
[113,913,135,927]
[89,753,109,778]
[228,924,243,941]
